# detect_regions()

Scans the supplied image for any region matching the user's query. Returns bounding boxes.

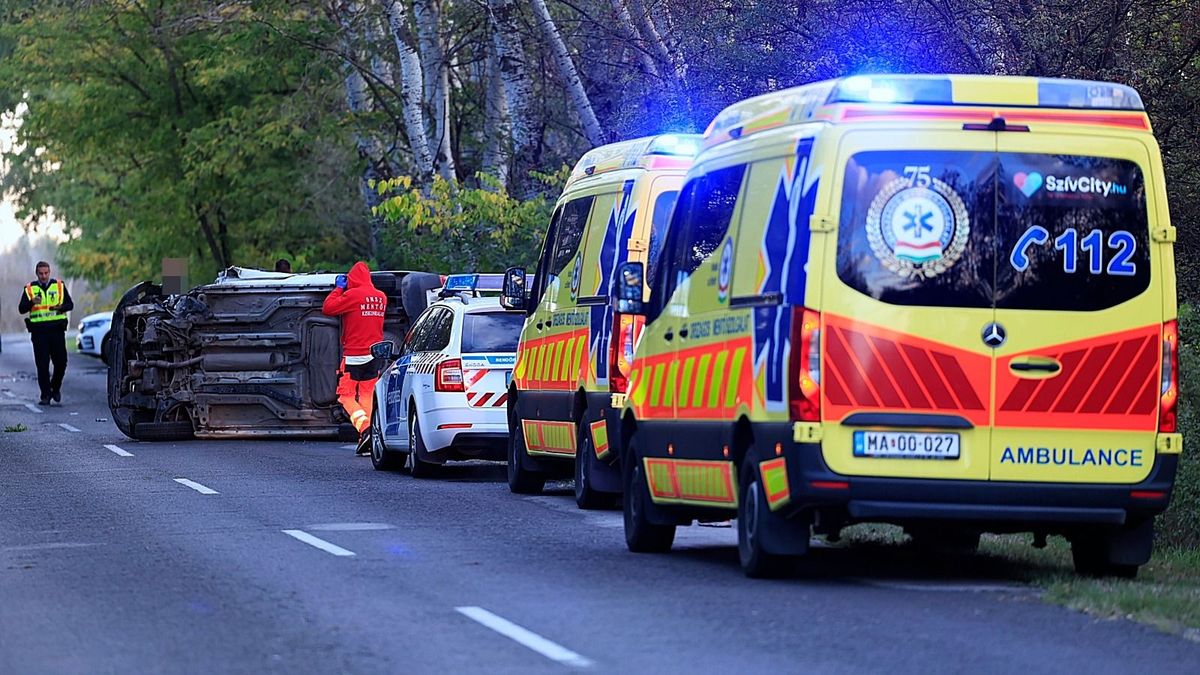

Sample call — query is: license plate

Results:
[853,431,960,459]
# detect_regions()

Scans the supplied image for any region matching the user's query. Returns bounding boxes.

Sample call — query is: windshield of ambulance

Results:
[836,150,1149,310]
[461,311,524,353]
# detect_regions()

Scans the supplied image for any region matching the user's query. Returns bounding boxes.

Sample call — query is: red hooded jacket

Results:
[322,261,387,357]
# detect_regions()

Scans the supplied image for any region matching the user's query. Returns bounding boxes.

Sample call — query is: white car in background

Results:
[76,311,113,363]
[370,276,524,477]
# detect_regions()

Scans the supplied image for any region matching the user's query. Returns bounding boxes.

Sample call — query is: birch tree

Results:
[412,0,456,182]
[480,31,511,188]
[384,0,436,183]
[488,0,539,196]
[530,0,605,146]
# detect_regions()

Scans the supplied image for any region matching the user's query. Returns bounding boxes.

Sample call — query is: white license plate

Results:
[853,431,960,459]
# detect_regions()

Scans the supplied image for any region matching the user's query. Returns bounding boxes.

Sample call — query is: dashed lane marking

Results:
[58,423,80,432]
[456,606,593,668]
[281,529,356,557]
[25,403,42,414]
[4,391,15,398]
[173,478,219,495]
[104,444,133,457]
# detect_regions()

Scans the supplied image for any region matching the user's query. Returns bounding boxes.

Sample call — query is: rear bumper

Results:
[760,423,1178,530]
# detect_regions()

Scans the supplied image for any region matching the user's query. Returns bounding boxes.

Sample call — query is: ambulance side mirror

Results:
[613,262,646,315]
[501,266,527,311]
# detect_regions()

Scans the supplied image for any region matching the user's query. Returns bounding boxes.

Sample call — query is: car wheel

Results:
[1071,532,1142,579]
[100,333,111,366]
[506,416,545,494]
[370,404,404,471]
[575,419,615,510]
[737,457,795,578]
[623,436,675,553]
[407,414,436,479]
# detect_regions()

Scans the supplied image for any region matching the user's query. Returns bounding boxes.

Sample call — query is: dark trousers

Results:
[30,330,68,399]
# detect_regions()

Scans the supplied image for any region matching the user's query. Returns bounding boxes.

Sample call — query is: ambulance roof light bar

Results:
[827,74,1145,111]
[567,133,701,187]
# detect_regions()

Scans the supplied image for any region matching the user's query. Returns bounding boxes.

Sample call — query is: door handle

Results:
[1009,356,1062,377]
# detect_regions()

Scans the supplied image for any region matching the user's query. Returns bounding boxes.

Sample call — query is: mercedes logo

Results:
[981,322,1006,348]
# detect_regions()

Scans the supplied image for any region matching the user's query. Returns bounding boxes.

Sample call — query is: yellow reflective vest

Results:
[25,281,68,325]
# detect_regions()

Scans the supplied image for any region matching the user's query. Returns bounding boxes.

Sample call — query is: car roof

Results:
[428,296,517,315]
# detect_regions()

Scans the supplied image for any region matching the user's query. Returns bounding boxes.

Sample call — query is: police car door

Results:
[825,130,997,481]
[991,133,1162,484]
[392,307,439,449]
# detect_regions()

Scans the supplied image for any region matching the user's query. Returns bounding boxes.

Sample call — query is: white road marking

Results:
[339,444,357,450]
[25,403,42,413]
[173,478,219,495]
[4,391,15,398]
[104,444,133,457]
[282,529,356,557]
[308,522,394,531]
[457,607,593,668]
[58,423,80,432]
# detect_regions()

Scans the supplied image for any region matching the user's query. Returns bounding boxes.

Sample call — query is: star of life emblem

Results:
[866,176,969,279]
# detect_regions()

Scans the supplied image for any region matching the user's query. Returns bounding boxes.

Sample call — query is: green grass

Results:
[833,525,1200,637]
[4,423,27,432]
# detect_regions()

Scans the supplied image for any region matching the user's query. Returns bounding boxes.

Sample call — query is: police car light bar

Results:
[442,274,478,294]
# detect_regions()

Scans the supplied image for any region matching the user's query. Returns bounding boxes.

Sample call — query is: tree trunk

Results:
[609,0,660,79]
[384,0,436,183]
[488,0,539,196]
[481,30,511,189]
[336,1,386,258]
[627,0,677,78]
[412,0,456,182]
[529,0,605,146]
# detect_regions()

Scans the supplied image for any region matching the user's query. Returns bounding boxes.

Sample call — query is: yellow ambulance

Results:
[500,134,699,507]
[611,74,1181,577]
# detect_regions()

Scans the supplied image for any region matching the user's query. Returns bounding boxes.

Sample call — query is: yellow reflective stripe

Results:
[759,457,791,510]
[662,359,679,410]
[692,354,711,408]
[649,362,665,409]
[724,347,746,409]
[644,458,737,506]
[678,357,695,411]
[707,352,728,409]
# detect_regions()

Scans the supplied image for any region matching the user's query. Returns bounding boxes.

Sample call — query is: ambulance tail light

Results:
[436,358,465,392]
[789,308,822,422]
[1159,320,1178,433]
[609,313,642,393]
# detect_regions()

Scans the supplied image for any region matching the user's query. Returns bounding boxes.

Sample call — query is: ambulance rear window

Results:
[837,150,997,308]
[995,154,1149,311]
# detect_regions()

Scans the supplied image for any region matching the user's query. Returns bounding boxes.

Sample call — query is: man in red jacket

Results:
[322,261,387,455]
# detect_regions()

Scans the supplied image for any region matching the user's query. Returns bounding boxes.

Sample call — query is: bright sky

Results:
[0,106,66,249]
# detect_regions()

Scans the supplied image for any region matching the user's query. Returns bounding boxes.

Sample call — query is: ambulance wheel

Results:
[370,405,404,471]
[738,460,795,578]
[1071,522,1149,579]
[575,419,616,510]
[507,418,545,494]
[624,446,675,553]
[407,414,436,479]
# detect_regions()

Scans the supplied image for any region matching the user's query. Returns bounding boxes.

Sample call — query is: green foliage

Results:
[373,168,568,272]
[4,424,27,433]
[1161,304,1200,548]
[0,2,364,285]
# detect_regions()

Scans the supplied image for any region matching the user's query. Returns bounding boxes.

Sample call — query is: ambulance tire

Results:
[624,449,675,553]
[507,419,545,494]
[575,420,618,510]
[1071,520,1150,579]
[370,404,405,471]
[408,414,436,479]
[737,461,797,579]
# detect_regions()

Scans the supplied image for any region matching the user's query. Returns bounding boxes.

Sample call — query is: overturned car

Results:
[108,267,440,441]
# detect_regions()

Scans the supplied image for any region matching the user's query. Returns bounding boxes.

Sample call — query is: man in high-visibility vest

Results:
[322,261,387,455]
[18,261,74,406]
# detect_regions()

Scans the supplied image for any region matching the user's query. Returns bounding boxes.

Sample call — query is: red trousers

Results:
[337,358,378,434]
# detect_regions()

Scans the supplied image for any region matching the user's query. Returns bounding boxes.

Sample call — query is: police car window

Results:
[551,196,596,274]
[428,308,454,352]
[645,189,679,290]
[836,150,997,308]
[406,309,438,352]
[995,154,1149,311]
[461,312,524,353]
[675,165,745,277]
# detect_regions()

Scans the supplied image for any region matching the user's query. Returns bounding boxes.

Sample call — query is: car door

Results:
[822,129,998,481]
[392,307,439,448]
[991,133,1162,484]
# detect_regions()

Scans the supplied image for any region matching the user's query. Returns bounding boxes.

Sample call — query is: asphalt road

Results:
[1,335,1198,674]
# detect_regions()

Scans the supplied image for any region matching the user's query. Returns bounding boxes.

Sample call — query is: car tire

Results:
[1071,524,1147,579]
[575,418,616,510]
[623,437,675,553]
[737,458,796,578]
[100,332,111,366]
[408,414,436,479]
[507,416,545,495]
[370,404,404,471]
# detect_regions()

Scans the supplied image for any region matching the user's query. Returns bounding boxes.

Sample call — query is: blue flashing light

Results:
[443,274,478,293]
[648,133,701,158]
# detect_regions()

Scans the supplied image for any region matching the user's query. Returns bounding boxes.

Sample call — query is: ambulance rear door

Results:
[991,133,1162,483]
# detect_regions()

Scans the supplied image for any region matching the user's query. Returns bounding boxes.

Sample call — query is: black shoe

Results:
[355,430,371,456]
[51,391,61,404]
[37,397,50,406]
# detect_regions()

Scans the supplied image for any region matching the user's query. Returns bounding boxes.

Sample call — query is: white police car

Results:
[370,275,523,476]
[76,311,113,363]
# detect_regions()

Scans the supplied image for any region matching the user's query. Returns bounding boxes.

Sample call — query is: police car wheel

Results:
[624,447,675,553]
[370,405,403,471]
[408,415,436,479]
[574,419,613,510]
[507,416,545,494]
[737,461,793,578]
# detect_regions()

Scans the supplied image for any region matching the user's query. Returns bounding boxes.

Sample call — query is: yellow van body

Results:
[506,135,698,506]
[616,75,1181,577]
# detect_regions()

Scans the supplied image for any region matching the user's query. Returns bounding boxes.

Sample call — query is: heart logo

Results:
[1013,171,1043,197]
